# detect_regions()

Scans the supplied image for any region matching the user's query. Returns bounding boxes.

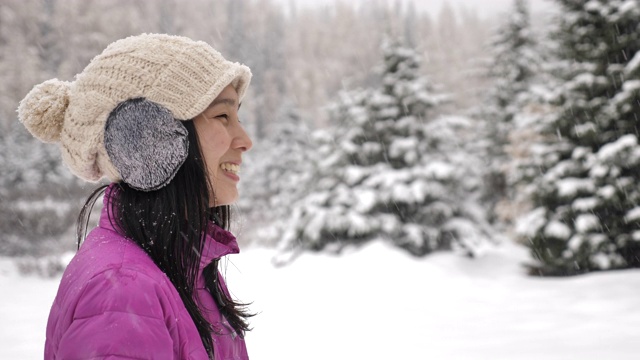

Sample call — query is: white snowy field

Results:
[2,241,640,360]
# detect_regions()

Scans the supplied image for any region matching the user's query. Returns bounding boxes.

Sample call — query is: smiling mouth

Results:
[220,162,240,175]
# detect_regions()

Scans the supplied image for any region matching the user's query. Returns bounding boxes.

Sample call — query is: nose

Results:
[233,122,253,152]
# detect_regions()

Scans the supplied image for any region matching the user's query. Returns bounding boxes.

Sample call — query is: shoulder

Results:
[74,264,172,321]
[48,253,190,359]
[72,226,163,280]
[47,227,191,358]
[57,227,178,318]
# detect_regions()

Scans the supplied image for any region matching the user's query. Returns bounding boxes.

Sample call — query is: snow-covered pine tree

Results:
[518,0,640,275]
[479,0,540,223]
[274,39,493,262]
[0,1,85,256]
[237,106,319,245]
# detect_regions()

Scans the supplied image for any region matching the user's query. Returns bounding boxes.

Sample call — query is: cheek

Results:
[200,134,230,172]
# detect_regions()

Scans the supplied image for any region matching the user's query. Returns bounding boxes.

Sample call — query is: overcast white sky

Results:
[413,0,556,17]
[280,0,557,19]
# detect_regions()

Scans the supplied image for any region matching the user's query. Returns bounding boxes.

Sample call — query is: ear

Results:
[104,98,189,191]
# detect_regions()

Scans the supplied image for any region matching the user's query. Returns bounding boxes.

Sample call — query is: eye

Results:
[215,114,229,122]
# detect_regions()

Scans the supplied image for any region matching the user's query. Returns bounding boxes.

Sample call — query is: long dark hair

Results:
[76,120,252,359]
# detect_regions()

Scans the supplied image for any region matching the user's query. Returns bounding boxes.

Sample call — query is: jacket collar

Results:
[199,221,240,269]
[99,183,240,269]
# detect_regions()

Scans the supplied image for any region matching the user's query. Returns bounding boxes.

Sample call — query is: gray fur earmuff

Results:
[104,98,189,191]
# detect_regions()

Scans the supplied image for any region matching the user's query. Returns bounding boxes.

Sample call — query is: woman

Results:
[17,33,254,360]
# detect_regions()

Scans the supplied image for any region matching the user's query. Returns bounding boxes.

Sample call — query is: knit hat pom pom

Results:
[18,79,71,143]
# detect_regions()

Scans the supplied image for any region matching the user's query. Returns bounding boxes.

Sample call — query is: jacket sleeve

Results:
[54,267,176,360]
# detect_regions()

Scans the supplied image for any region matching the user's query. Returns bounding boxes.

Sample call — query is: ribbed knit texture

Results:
[17,33,252,184]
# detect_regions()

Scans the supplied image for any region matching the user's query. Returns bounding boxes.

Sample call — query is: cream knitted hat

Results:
[17,33,251,190]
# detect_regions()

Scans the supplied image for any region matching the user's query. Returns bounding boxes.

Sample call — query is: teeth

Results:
[220,163,240,174]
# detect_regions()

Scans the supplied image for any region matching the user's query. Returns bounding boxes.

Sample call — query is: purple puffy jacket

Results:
[45,187,249,359]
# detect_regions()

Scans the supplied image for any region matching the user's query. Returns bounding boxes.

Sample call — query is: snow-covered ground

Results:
[2,241,639,360]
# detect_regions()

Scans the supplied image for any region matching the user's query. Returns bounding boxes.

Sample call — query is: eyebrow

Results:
[209,98,239,108]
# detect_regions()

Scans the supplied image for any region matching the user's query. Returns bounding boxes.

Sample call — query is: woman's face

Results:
[194,84,252,206]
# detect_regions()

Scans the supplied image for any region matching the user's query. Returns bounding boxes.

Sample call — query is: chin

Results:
[214,194,238,207]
